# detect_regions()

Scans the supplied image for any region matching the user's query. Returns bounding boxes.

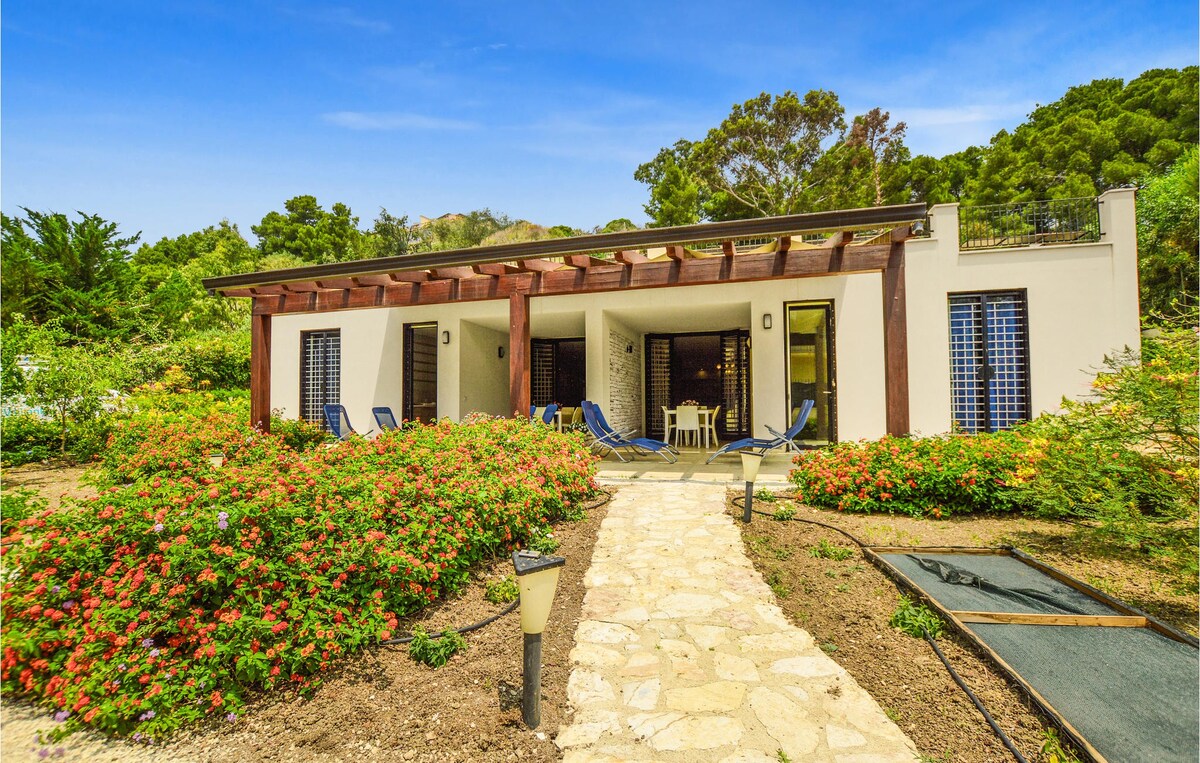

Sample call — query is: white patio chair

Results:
[704,405,721,448]
[674,406,700,449]
[661,406,675,445]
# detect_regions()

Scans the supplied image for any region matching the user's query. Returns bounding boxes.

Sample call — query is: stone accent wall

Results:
[607,327,642,435]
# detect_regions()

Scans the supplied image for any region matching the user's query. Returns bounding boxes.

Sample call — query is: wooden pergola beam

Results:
[390,272,431,283]
[250,244,894,316]
[564,254,610,268]
[509,291,530,417]
[516,259,562,272]
[473,263,519,276]
[354,274,399,287]
[664,245,686,261]
[824,230,854,249]
[431,267,479,280]
[250,313,271,433]
[721,241,737,257]
[613,250,648,265]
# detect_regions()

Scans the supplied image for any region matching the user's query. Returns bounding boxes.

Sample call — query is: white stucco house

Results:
[202,189,1139,446]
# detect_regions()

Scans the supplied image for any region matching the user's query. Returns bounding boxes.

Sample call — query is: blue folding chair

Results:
[541,403,559,425]
[581,401,677,463]
[323,404,374,440]
[372,406,399,431]
[705,399,815,463]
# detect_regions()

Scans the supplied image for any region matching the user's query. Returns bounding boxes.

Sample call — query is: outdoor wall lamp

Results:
[441,330,451,344]
[762,313,773,330]
[740,450,764,523]
[512,549,566,729]
[626,344,633,353]
[498,346,505,358]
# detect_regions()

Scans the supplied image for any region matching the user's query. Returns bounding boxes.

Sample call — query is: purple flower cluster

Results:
[138,710,156,721]
[153,523,165,533]
[217,511,229,530]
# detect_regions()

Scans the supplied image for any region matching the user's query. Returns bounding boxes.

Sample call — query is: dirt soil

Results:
[0,466,609,763]
[2,463,94,510]
[734,491,1199,763]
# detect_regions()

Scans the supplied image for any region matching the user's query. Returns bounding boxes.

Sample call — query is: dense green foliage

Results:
[636,67,1198,309]
[1009,315,1197,548]
[1,415,596,739]
[407,626,467,669]
[790,316,1197,562]
[1137,147,1199,313]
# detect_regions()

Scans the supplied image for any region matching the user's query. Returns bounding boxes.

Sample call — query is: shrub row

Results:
[1,415,596,740]
[789,432,1027,517]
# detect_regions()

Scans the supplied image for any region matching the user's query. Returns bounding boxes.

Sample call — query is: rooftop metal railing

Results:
[959,197,1101,251]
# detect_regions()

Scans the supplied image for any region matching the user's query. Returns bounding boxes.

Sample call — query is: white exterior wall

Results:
[267,188,1140,440]
[906,187,1140,434]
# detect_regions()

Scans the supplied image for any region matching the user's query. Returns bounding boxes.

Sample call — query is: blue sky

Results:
[3,1,1197,244]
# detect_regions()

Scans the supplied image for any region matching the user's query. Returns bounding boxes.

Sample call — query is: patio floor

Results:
[594,446,796,485]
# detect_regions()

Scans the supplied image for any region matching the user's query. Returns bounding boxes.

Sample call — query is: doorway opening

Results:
[786,302,836,445]
[530,338,586,408]
[644,330,751,441]
[403,322,438,423]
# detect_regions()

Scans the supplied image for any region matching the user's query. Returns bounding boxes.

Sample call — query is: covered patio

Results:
[594,447,797,484]
[202,203,926,442]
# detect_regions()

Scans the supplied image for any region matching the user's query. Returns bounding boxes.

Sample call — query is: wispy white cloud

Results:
[278,5,391,34]
[321,111,478,131]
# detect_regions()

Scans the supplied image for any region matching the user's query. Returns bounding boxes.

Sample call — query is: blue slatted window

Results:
[948,292,1029,433]
[300,330,340,429]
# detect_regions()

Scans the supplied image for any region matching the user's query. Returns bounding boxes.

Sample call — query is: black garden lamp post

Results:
[511,549,565,728]
[740,450,763,523]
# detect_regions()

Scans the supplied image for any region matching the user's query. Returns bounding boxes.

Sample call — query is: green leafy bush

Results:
[1010,318,1197,551]
[1,489,46,533]
[771,505,796,521]
[407,626,467,668]
[1,416,596,739]
[890,596,944,639]
[483,575,519,604]
[527,531,560,555]
[789,431,1026,517]
[1,415,59,466]
[808,539,854,561]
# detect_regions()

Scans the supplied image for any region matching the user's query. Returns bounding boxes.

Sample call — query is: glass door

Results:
[644,331,751,440]
[403,323,438,423]
[786,303,836,445]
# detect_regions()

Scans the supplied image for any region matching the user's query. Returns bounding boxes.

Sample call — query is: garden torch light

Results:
[511,549,565,729]
[740,450,763,523]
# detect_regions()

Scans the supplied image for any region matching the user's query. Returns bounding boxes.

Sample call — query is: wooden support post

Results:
[882,242,910,435]
[509,291,531,417]
[250,310,272,433]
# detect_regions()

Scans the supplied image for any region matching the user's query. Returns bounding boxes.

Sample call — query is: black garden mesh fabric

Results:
[878,552,1199,763]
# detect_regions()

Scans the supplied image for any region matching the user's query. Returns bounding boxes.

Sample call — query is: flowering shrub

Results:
[1008,317,1197,552]
[2,416,596,740]
[789,432,1027,517]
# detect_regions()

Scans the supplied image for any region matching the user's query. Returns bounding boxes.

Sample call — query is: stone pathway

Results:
[556,482,918,762]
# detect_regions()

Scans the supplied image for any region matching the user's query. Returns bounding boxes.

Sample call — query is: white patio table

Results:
[663,407,716,448]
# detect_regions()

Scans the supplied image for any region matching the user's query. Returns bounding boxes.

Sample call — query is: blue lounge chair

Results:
[541,403,559,425]
[705,399,815,463]
[323,404,374,440]
[581,401,677,463]
[372,406,399,431]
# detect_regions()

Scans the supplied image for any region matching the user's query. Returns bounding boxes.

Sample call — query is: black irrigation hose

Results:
[734,496,1029,763]
[378,487,615,647]
[922,627,1030,763]
[379,600,520,646]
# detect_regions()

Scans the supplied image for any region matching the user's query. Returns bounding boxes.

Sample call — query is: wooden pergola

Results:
[202,203,927,436]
